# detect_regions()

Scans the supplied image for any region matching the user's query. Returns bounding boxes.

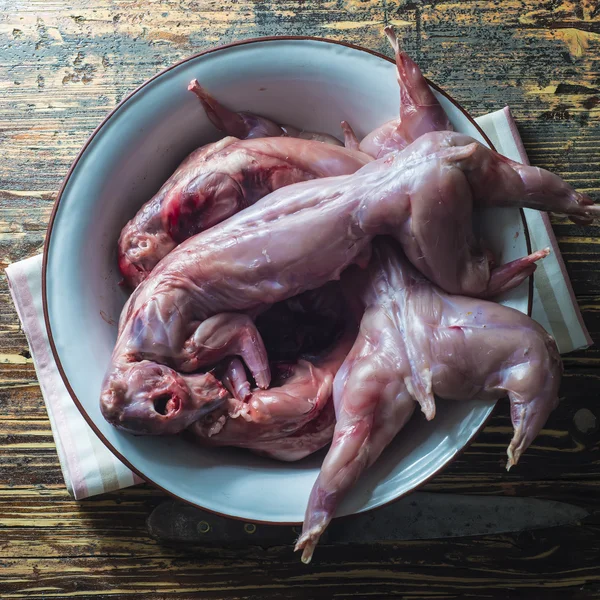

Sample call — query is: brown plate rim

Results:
[42,34,534,526]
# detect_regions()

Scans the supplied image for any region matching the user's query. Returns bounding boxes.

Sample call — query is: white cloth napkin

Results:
[5,107,592,500]
[6,257,143,499]
[477,108,592,350]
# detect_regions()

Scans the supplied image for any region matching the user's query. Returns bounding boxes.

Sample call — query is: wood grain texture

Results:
[1,0,600,598]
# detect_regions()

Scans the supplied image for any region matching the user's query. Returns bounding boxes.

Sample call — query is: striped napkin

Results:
[5,107,592,500]
[6,259,144,498]
[477,108,592,350]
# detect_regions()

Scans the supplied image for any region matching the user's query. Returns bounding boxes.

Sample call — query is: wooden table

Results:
[2,1,600,598]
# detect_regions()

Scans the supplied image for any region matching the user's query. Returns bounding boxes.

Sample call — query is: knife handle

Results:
[147,501,318,546]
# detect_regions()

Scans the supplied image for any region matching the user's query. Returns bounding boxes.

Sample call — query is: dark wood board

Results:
[1,1,600,598]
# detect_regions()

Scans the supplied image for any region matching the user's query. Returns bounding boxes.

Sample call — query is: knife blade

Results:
[147,493,589,546]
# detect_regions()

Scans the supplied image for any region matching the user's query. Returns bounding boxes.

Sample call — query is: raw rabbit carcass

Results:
[355,130,597,297]
[295,239,562,563]
[118,136,370,288]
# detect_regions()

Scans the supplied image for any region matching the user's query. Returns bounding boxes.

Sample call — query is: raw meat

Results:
[118,136,370,287]
[188,283,349,460]
[355,130,597,296]
[188,330,354,459]
[242,401,336,462]
[295,239,562,562]
[101,132,594,434]
[357,26,453,158]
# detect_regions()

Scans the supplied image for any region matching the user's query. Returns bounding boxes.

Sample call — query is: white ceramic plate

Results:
[44,37,531,523]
